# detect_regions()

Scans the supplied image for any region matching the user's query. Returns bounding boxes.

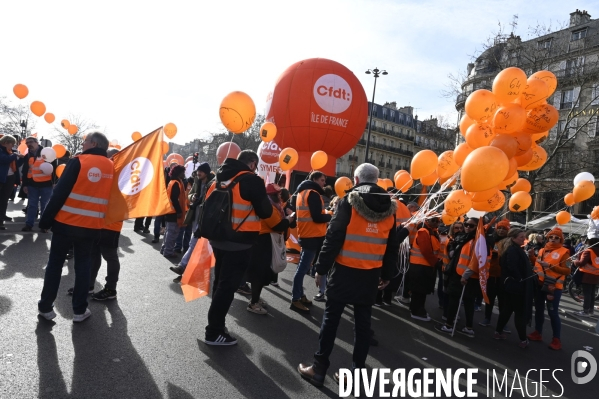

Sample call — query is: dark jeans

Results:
[534,289,562,339]
[134,217,152,230]
[153,215,165,238]
[484,276,502,321]
[436,267,444,307]
[39,232,97,315]
[175,223,193,252]
[313,299,372,374]
[495,292,527,341]
[582,283,597,313]
[410,292,428,317]
[446,277,480,328]
[90,246,120,290]
[206,247,252,336]
[0,175,16,223]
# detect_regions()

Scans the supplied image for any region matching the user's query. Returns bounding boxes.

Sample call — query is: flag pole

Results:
[451,285,466,337]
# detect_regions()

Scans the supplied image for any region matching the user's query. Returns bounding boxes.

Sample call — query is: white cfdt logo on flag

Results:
[118,157,154,196]
[87,167,102,183]
[313,74,352,114]
[571,350,597,384]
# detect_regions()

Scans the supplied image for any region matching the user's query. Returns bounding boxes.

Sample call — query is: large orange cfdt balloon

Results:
[461,147,510,192]
[410,150,438,179]
[220,91,256,134]
[267,58,368,175]
[13,84,28,99]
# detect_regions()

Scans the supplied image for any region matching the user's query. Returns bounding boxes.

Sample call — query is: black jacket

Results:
[39,148,109,238]
[293,180,332,249]
[0,145,20,185]
[315,183,400,305]
[500,241,534,294]
[18,145,57,188]
[210,158,272,245]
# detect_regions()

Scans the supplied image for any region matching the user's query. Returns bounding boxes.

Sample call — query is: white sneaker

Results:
[411,314,431,322]
[73,308,91,323]
[247,302,267,315]
[39,310,56,320]
[461,327,475,337]
[394,296,411,304]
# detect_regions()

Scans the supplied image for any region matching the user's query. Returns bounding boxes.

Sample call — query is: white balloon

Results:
[184,161,194,178]
[39,163,54,175]
[466,208,486,219]
[40,147,57,163]
[574,172,595,186]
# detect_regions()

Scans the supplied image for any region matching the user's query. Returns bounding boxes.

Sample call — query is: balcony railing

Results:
[365,125,414,141]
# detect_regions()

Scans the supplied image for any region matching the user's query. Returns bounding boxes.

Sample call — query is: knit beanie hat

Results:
[496,219,511,230]
[546,227,564,243]
[197,162,211,175]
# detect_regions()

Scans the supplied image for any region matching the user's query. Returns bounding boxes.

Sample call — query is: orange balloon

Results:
[453,142,473,166]
[442,211,458,225]
[55,164,66,178]
[384,178,394,189]
[259,122,277,142]
[219,91,256,134]
[164,123,177,139]
[166,153,185,166]
[444,190,472,217]
[394,172,413,193]
[394,170,408,182]
[311,150,328,170]
[492,104,526,135]
[529,70,557,97]
[216,142,241,164]
[162,141,169,154]
[592,206,599,220]
[564,193,576,206]
[437,150,459,179]
[555,211,571,225]
[522,104,559,134]
[459,114,475,137]
[13,84,28,99]
[279,147,299,171]
[518,145,547,172]
[132,131,142,141]
[465,123,495,148]
[421,171,438,186]
[490,135,518,159]
[465,89,498,122]
[520,78,549,110]
[514,148,533,167]
[67,125,78,135]
[492,67,527,105]
[509,191,532,212]
[510,178,532,194]
[52,144,66,158]
[44,113,55,124]
[410,150,438,179]
[513,134,532,156]
[498,171,519,191]
[504,157,518,180]
[573,180,596,203]
[115,145,122,150]
[30,101,46,117]
[335,176,353,198]
[473,190,505,212]
[471,186,498,202]
[61,119,70,129]
[377,178,387,190]
[461,147,510,192]
[532,131,549,145]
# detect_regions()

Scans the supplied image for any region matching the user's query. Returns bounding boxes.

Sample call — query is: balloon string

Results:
[224,133,234,160]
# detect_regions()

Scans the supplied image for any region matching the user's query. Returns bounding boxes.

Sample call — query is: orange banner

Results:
[104,127,173,224]
[181,237,216,302]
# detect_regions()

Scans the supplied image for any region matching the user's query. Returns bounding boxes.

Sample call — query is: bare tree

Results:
[0,96,36,139]
[51,114,100,156]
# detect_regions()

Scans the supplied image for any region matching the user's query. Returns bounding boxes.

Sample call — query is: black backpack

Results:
[198,173,252,241]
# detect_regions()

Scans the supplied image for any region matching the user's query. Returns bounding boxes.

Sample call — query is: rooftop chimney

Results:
[570,9,591,27]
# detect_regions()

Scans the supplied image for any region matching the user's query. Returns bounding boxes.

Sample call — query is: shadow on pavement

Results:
[166,382,195,399]
[0,295,12,316]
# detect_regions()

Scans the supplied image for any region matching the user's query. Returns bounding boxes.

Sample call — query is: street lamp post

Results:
[364,67,387,163]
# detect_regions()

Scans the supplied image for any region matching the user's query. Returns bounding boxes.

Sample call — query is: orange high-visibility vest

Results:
[28,156,52,182]
[456,240,477,279]
[205,171,261,233]
[406,223,419,246]
[580,249,599,276]
[105,221,123,232]
[55,155,113,229]
[260,204,285,235]
[409,228,440,266]
[335,208,394,270]
[534,247,570,289]
[393,199,412,228]
[167,179,189,226]
[296,189,327,238]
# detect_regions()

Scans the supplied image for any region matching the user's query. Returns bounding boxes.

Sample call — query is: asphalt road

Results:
[1,198,598,399]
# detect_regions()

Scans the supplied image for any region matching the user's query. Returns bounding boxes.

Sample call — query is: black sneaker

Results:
[65,251,74,260]
[236,283,252,295]
[92,288,117,301]
[67,286,94,295]
[142,228,150,234]
[151,237,159,243]
[204,332,238,346]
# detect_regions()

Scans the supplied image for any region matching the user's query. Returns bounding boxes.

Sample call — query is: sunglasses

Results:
[464,223,476,228]
[547,235,560,240]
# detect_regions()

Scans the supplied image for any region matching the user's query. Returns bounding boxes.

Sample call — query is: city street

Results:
[1,198,598,399]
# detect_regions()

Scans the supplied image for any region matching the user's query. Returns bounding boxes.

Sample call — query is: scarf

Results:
[543,242,563,252]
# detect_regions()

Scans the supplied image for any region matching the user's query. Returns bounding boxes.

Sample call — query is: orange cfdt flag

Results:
[468,218,491,304]
[104,127,173,224]
[181,237,216,302]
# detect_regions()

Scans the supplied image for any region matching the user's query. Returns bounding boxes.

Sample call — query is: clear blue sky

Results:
[1,0,596,146]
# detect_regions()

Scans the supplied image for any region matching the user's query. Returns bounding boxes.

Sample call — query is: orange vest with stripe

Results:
[167,179,189,226]
[409,228,440,266]
[296,189,327,238]
[335,208,395,270]
[580,249,599,276]
[456,240,477,279]
[205,171,261,233]
[534,247,570,289]
[406,223,419,247]
[260,204,287,236]
[105,221,123,232]
[28,156,52,182]
[393,199,412,228]
[55,155,113,229]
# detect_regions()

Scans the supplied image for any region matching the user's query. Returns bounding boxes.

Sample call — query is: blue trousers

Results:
[292,248,317,301]
[534,289,562,339]
[26,185,52,227]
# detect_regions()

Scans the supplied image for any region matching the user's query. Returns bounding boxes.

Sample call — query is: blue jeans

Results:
[26,185,52,227]
[292,248,317,301]
[162,222,180,256]
[39,232,97,315]
[175,223,193,252]
[313,298,372,374]
[179,222,199,269]
[153,215,164,238]
[534,288,562,339]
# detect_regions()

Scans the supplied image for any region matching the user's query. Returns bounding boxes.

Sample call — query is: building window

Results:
[571,28,587,41]
[537,39,552,49]
[383,108,388,119]
[561,90,574,109]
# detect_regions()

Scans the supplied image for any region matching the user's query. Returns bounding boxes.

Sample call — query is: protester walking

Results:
[0,135,20,230]
[161,165,188,259]
[572,237,599,317]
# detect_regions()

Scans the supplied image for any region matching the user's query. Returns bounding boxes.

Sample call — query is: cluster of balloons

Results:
[560,172,596,224]
[13,84,59,127]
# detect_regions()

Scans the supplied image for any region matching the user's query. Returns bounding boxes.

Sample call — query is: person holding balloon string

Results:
[0,135,21,230]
